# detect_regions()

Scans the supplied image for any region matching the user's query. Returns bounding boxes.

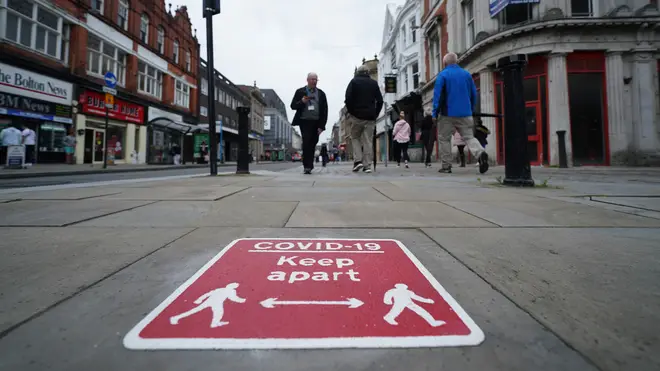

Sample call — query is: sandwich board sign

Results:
[124,238,485,349]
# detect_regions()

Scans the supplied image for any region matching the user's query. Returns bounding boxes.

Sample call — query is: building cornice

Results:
[458,16,660,65]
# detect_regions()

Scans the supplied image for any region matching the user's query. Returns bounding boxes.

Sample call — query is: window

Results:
[201,78,208,95]
[200,106,207,117]
[403,67,409,92]
[90,0,103,14]
[157,26,164,53]
[175,80,190,108]
[500,3,533,26]
[185,50,191,71]
[571,0,593,17]
[410,18,417,43]
[412,62,419,89]
[390,47,396,69]
[428,32,441,76]
[173,40,179,63]
[87,34,127,85]
[3,0,69,61]
[463,0,474,49]
[401,25,406,46]
[137,60,162,98]
[117,0,128,30]
[139,14,149,44]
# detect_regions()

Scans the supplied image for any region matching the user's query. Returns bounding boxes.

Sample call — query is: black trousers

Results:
[394,141,409,164]
[424,139,435,164]
[299,122,320,170]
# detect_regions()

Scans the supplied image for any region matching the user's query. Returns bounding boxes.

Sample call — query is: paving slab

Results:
[76,200,298,228]
[0,200,153,226]
[99,186,248,201]
[227,186,389,202]
[591,196,660,212]
[0,187,122,200]
[286,201,496,228]
[387,179,470,188]
[0,228,596,371]
[444,199,660,227]
[374,185,542,202]
[312,180,395,187]
[0,227,193,335]
[241,179,315,187]
[422,227,660,371]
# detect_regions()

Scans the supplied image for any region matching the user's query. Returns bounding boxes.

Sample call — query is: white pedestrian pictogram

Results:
[170,282,246,328]
[383,283,446,327]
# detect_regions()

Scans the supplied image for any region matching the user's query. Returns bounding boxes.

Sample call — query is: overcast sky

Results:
[186,0,402,143]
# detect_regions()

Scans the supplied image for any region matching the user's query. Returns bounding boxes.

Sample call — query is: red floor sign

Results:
[123,238,485,349]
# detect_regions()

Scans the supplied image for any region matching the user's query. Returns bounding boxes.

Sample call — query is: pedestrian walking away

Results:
[290,72,329,175]
[420,108,436,167]
[393,111,411,168]
[320,143,329,167]
[344,64,383,173]
[433,52,489,174]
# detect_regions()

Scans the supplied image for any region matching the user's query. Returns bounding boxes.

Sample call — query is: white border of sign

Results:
[123,238,485,350]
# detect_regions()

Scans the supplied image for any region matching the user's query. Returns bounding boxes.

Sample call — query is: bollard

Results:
[236,106,250,175]
[557,130,568,168]
[496,54,535,187]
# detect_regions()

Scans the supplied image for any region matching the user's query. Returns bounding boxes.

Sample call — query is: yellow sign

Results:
[105,93,114,106]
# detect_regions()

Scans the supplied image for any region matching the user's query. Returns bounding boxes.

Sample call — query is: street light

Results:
[204,0,221,175]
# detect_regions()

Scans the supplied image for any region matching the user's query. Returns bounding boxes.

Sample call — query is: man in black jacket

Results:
[344,65,383,173]
[290,72,329,174]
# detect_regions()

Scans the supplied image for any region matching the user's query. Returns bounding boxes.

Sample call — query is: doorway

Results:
[84,129,105,164]
[568,73,606,165]
[525,103,542,165]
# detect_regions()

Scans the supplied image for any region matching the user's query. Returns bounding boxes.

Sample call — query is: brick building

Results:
[0,0,199,165]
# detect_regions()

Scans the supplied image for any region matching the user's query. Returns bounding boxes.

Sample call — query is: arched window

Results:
[157,26,165,54]
[140,14,149,44]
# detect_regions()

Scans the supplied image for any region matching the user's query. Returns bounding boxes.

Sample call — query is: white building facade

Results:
[443,0,660,166]
[377,0,425,161]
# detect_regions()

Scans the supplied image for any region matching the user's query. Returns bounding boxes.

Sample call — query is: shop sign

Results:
[490,0,540,17]
[5,145,25,169]
[0,92,72,123]
[81,91,144,124]
[384,76,397,94]
[0,62,73,105]
[148,107,183,124]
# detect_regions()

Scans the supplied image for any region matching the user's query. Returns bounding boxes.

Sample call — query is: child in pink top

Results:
[393,111,412,168]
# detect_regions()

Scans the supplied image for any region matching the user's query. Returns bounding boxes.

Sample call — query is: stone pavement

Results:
[0,163,658,371]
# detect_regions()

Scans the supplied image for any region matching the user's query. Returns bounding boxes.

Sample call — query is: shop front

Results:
[0,62,73,163]
[77,90,146,164]
[147,107,199,165]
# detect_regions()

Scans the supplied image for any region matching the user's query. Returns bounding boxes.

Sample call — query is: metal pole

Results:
[205,11,218,176]
[103,105,108,169]
[496,54,534,187]
[372,126,377,170]
[236,106,250,174]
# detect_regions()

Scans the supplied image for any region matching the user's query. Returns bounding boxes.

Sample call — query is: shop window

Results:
[137,60,163,99]
[107,126,125,160]
[173,40,179,64]
[2,0,69,61]
[412,62,419,89]
[87,34,127,85]
[571,0,593,17]
[175,80,190,108]
[117,0,128,30]
[139,13,149,44]
[157,26,164,54]
[90,0,103,15]
[463,0,474,49]
[38,122,66,153]
[500,4,534,26]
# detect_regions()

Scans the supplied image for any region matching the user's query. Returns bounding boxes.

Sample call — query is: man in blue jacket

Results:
[432,53,488,174]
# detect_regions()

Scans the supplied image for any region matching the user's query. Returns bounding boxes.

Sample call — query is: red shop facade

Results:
[76,90,146,164]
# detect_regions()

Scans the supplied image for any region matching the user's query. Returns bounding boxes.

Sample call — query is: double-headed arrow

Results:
[260,297,364,309]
